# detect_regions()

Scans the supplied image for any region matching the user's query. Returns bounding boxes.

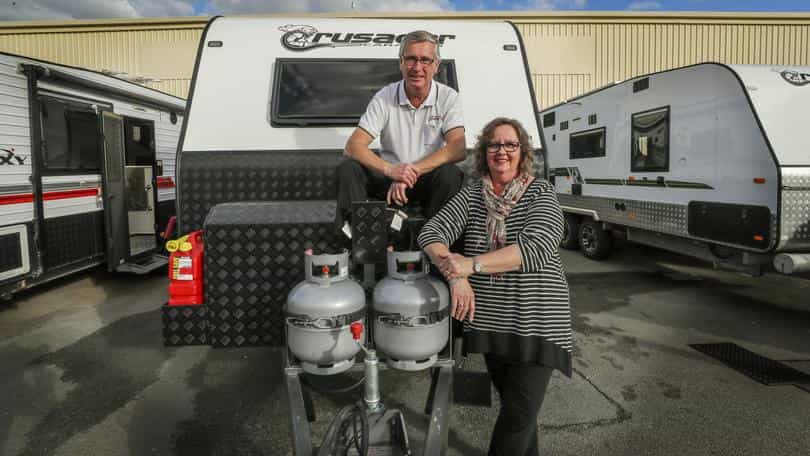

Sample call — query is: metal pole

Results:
[285,368,313,456]
[423,362,453,456]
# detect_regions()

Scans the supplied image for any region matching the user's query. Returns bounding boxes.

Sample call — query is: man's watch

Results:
[472,259,483,274]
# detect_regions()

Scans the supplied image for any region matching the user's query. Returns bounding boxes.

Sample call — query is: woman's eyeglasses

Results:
[486,142,521,153]
[402,56,435,67]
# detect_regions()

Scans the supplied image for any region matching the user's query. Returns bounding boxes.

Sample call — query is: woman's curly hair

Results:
[473,117,535,178]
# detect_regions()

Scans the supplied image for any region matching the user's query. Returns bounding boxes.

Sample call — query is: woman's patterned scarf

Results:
[481,172,533,252]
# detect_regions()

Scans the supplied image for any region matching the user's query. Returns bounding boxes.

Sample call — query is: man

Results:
[335,30,466,233]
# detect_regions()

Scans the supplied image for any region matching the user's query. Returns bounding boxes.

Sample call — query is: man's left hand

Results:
[387,182,409,206]
[437,252,473,280]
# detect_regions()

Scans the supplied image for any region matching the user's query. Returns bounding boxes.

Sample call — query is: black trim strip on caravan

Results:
[20,64,46,276]
[626,179,664,187]
[175,15,224,234]
[580,177,713,189]
[584,178,623,185]
[666,180,714,189]
[0,50,185,104]
[507,21,548,180]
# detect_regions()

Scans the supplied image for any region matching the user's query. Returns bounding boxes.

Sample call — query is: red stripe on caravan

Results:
[0,193,34,205]
[156,176,175,189]
[0,188,99,206]
[43,188,98,201]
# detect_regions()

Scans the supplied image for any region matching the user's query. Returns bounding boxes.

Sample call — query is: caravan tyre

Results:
[561,213,580,250]
[578,219,612,260]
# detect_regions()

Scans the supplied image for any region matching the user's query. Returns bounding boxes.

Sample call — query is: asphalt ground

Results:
[1,242,809,456]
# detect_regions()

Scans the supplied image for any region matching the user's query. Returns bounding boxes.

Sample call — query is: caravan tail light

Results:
[753,235,765,242]
[753,178,766,184]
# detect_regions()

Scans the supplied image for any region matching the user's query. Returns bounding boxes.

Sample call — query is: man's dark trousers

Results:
[334,158,464,231]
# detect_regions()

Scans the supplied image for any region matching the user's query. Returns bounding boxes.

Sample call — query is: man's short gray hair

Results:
[399,30,440,61]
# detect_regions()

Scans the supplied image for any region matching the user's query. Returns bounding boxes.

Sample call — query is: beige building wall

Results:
[512,12,810,108]
[1,12,809,107]
[0,17,203,98]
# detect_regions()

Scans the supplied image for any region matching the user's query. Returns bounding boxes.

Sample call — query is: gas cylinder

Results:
[167,231,204,306]
[285,250,366,376]
[372,250,450,371]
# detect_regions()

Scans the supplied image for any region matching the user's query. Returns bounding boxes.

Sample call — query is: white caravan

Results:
[0,52,185,298]
[176,17,543,234]
[540,63,810,275]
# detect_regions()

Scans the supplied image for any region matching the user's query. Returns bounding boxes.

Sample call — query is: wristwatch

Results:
[472,259,483,274]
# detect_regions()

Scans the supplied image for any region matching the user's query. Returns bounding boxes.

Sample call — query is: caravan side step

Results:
[116,254,168,274]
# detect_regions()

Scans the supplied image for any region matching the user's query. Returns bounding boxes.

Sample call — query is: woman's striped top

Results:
[418,178,573,376]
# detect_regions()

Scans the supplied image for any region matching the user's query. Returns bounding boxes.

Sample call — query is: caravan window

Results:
[271,59,458,127]
[570,128,606,159]
[40,97,101,172]
[631,106,669,172]
[124,118,155,166]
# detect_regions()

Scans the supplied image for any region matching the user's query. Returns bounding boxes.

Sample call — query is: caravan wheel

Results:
[560,213,580,250]
[578,219,613,260]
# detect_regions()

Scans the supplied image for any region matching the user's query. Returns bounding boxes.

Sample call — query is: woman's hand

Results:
[450,278,475,322]
[437,252,473,280]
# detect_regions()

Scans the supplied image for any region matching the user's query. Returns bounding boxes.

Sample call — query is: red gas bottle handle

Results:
[350,322,363,341]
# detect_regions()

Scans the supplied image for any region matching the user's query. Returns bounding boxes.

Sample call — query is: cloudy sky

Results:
[0,0,808,21]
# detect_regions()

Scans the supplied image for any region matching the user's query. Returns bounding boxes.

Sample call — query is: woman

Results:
[417,117,573,456]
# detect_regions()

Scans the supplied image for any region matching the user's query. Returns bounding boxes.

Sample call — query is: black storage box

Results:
[203,201,341,347]
[161,304,209,346]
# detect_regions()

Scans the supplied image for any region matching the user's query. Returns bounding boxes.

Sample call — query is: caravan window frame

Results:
[39,96,102,174]
[630,106,670,173]
[569,127,606,159]
[269,58,458,127]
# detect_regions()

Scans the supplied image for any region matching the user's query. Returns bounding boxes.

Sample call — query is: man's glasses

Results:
[402,55,435,67]
[486,142,521,153]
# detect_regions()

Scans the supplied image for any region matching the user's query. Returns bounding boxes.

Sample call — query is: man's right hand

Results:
[384,163,420,187]
[387,182,409,206]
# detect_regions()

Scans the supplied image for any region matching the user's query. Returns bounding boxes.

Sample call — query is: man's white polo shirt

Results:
[358,80,464,165]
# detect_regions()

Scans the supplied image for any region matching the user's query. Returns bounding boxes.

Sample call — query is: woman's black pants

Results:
[484,354,554,456]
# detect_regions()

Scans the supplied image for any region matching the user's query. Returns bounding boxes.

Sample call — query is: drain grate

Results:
[689,342,810,386]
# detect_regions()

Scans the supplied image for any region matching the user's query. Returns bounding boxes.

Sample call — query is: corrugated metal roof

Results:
[2,11,810,33]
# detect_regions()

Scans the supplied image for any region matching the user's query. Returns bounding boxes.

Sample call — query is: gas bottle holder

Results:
[387,250,429,281]
[305,251,350,285]
[376,309,449,328]
[286,308,366,330]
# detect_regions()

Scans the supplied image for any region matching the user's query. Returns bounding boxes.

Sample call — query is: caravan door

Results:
[101,111,128,271]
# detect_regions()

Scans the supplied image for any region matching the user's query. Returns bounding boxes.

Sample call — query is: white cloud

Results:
[0,0,194,21]
[203,0,450,14]
[525,0,587,10]
[131,0,195,17]
[627,1,662,10]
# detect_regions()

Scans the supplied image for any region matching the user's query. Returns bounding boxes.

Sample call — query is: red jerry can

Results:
[167,231,204,306]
